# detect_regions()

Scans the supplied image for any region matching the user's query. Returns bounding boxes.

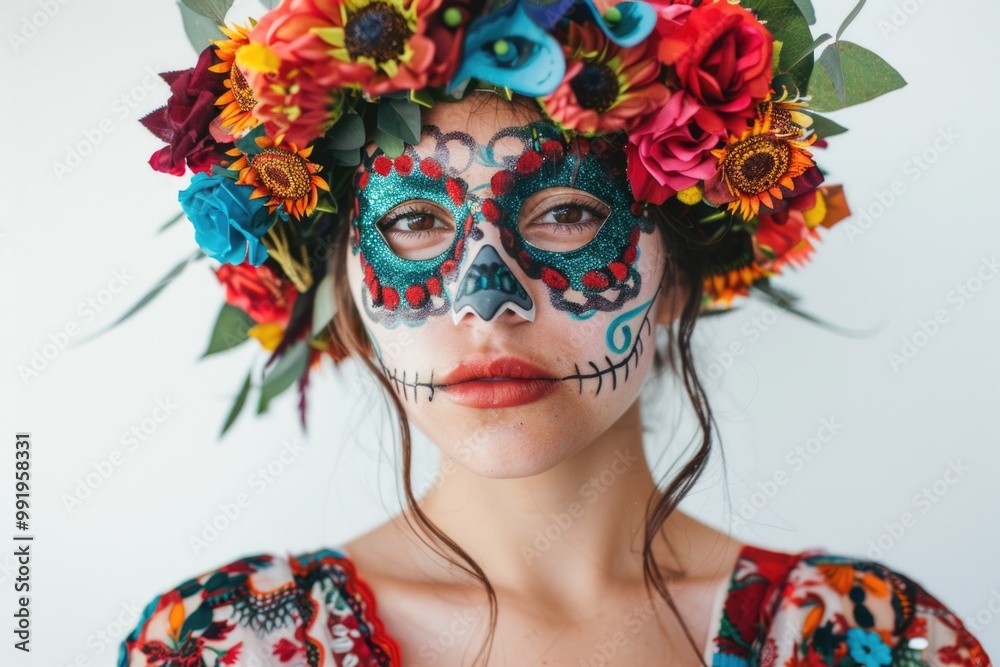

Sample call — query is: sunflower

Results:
[312,0,442,95]
[209,23,260,136]
[756,89,814,140]
[230,137,329,220]
[708,110,817,221]
[540,22,668,136]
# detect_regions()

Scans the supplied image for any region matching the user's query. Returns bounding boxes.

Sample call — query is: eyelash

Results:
[377,205,452,239]
[532,196,608,232]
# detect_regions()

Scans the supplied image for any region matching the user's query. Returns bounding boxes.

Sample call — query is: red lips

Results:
[441,357,558,408]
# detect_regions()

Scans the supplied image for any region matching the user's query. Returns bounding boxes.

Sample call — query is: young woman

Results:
[120,1,993,665]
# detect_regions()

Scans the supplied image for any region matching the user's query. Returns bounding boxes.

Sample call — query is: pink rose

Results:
[625,92,725,205]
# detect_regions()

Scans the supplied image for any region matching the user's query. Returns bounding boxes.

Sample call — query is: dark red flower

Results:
[140,46,231,176]
[425,0,475,87]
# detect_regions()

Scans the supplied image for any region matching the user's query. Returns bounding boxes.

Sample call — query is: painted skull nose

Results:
[452,244,535,324]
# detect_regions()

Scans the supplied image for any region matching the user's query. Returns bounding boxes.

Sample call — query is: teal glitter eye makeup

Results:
[482,122,655,317]
[352,121,655,326]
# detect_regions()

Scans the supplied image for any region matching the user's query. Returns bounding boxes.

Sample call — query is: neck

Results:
[411,400,704,609]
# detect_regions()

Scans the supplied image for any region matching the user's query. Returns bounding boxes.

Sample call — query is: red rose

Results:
[214,262,298,326]
[425,0,475,87]
[140,46,231,176]
[656,0,774,134]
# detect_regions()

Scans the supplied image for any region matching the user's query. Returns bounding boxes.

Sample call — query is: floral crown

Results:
[129,0,903,435]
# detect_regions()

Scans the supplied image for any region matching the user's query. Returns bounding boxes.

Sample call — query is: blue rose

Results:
[179,172,272,265]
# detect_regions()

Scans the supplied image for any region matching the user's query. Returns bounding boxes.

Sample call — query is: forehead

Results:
[422,93,544,148]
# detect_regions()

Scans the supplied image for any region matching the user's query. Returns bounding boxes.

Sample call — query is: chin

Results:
[410,401,607,479]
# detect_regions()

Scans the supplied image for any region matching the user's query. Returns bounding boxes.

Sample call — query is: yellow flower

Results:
[209,23,261,136]
[248,322,285,351]
[229,137,330,220]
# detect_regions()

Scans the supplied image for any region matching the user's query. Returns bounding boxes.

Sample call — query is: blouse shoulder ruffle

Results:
[711,544,992,667]
[118,548,400,667]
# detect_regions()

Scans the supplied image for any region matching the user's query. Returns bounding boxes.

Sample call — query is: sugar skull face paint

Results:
[350,121,655,328]
[342,96,681,478]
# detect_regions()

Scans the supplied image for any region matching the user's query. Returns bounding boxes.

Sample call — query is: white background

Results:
[2,0,998,664]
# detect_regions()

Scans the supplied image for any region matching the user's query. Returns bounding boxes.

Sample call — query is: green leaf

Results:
[235,124,267,156]
[203,304,256,357]
[377,97,421,145]
[804,112,849,139]
[177,2,224,52]
[311,274,337,337]
[807,41,906,112]
[743,0,815,95]
[372,128,405,159]
[157,210,185,234]
[179,0,233,24]
[409,88,436,108]
[220,371,252,436]
[791,0,816,25]
[257,341,309,414]
[326,114,366,151]
[836,0,867,40]
[771,40,783,76]
[75,251,203,346]
[327,148,361,167]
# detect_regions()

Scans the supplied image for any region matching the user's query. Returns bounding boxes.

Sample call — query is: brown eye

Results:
[375,201,457,260]
[551,206,584,224]
[519,188,611,252]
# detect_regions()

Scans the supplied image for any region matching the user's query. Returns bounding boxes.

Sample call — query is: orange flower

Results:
[209,23,260,136]
[230,137,329,219]
[705,110,817,221]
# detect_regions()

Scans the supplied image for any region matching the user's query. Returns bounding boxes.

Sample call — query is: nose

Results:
[451,244,535,324]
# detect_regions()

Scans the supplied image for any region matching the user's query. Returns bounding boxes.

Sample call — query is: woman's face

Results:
[343,95,681,477]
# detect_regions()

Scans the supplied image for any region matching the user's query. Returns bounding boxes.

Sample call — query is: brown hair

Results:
[326,94,719,666]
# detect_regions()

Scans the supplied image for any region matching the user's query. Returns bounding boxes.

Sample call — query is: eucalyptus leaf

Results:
[180,0,234,23]
[377,97,421,145]
[220,371,252,436]
[74,250,203,346]
[328,148,362,167]
[177,2,225,53]
[804,112,849,139]
[326,114,366,151]
[807,41,906,112]
[257,341,309,414]
[311,274,337,337]
[836,0,867,40]
[203,304,256,357]
[791,0,816,25]
[235,124,267,156]
[157,210,185,234]
[743,0,815,94]
[372,128,405,159]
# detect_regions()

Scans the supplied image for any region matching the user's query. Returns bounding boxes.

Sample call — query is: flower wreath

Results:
[128,0,903,435]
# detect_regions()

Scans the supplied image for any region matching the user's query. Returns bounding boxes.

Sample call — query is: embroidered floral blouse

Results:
[119,544,992,667]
